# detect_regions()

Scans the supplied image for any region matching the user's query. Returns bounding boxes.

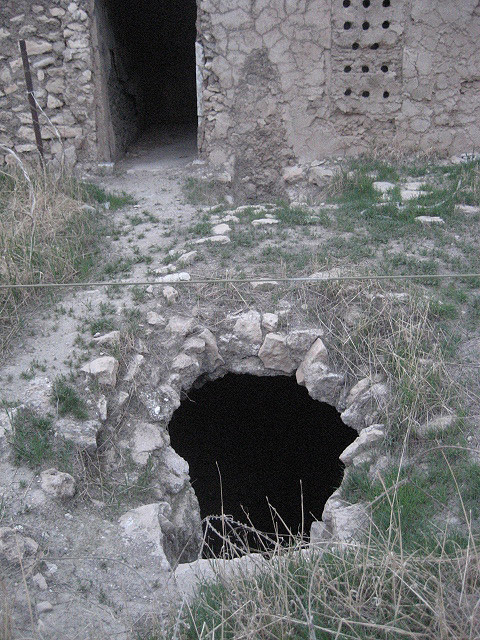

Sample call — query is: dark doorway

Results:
[97,0,198,158]
[168,374,357,556]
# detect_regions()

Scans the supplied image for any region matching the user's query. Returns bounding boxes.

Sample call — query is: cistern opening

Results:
[168,374,356,556]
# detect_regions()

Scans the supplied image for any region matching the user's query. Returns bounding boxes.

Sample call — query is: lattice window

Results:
[331,0,405,114]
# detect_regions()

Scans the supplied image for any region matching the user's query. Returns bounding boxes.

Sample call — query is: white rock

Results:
[194,235,230,244]
[455,204,480,215]
[415,414,456,437]
[415,216,445,224]
[131,422,165,465]
[81,356,119,387]
[221,215,239,223]
[401,189,428,201]
[159,272,190,283]
[55,418,100,452]
[40,468,76,499]
[258,333,296,373]
[283,165,304,183]
[97,395,107,422]
[309,166,334,185]
[32,573,48,590]
[123,354,144,382]
[167,316,196,338]
[171,353,199,374]
[183,336,206,355]
[116,391,129,408]
[341,383,389,431]
[163,286,179,304]
[37,601,53,614]
[47,94,63,109]
[119,504,170,568]
[250,280,278,291]
[198,329,224,367]
[252,218,279,226]
[212,223,231,235]
[345,377,372,407]
[286,329,322,353]
[373,181,395,193]
[296,338,328,383]
[233,310,263,345]
[339,425,385,466]
[92,331,120,345]
[321,497,368,544]
[0,527,38,568]
[147,311,166,326]
[25,40,53,55]
[177,251,197,266]
[404,181,426,191]
[262,313,279,332]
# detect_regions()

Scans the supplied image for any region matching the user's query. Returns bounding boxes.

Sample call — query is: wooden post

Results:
[19,39,45,166]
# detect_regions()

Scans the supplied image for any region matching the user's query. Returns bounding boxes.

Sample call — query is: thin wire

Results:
[1,272,480,290]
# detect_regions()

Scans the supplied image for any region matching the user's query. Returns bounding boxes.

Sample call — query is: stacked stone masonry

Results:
[1,1,480,177]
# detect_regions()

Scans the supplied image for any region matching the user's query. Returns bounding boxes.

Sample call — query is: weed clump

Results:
[51,376,88,420]
[10,408,53,468]
[0,162,128,355]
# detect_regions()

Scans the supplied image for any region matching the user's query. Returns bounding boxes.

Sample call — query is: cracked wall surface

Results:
[1,0,480,173]
[198,0,480,191]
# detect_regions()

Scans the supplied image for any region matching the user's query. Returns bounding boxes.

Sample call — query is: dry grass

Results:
[161,510,480,640]
[0,153,105,354]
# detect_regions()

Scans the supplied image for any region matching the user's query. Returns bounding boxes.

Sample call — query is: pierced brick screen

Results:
[331,0,405,115]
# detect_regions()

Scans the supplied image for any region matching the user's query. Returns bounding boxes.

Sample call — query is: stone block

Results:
[258,333,296,373]
[81,356,119,387]
[40,468,76,498]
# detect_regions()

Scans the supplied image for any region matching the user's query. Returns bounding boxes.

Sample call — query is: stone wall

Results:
[198,0,480,192]
[0,0,96,168]
[1,0,480,177]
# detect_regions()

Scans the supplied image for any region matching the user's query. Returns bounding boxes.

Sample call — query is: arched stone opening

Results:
[168,372,357,557]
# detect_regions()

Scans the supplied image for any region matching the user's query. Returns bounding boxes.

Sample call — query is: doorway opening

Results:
[95,0,198,161]
[168,374,357,557]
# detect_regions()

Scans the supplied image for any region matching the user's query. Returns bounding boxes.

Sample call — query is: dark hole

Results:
[363,0,371,6]
[370,42,380,49]
[382,20,390,28]
[343,0,351,6]
[352,42,360,50]
[168,374,356,557]
[344,88,352,96]
[362,65,369,72]
[383,90,390,98]
[383,0,391,6]
[344,21,352,30]
[98,0,197,159]
[381,64,389,72]
[362,90,370,97]
[362,21,370,30]
[344,65,352,73]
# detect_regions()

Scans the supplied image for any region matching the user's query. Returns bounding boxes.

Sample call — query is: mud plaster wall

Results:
[198,0,480,188]
[1,0,480,172]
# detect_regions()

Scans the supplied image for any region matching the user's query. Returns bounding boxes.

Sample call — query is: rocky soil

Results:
[1,133,480,638]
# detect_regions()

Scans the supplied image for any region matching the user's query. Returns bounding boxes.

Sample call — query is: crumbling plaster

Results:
[198,0,480,190]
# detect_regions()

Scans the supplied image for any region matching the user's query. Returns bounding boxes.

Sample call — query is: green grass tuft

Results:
[51,376,88,420]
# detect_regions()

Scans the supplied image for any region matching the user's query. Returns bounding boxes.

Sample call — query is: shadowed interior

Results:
[99,0,197,153]
[168,373,357,556]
